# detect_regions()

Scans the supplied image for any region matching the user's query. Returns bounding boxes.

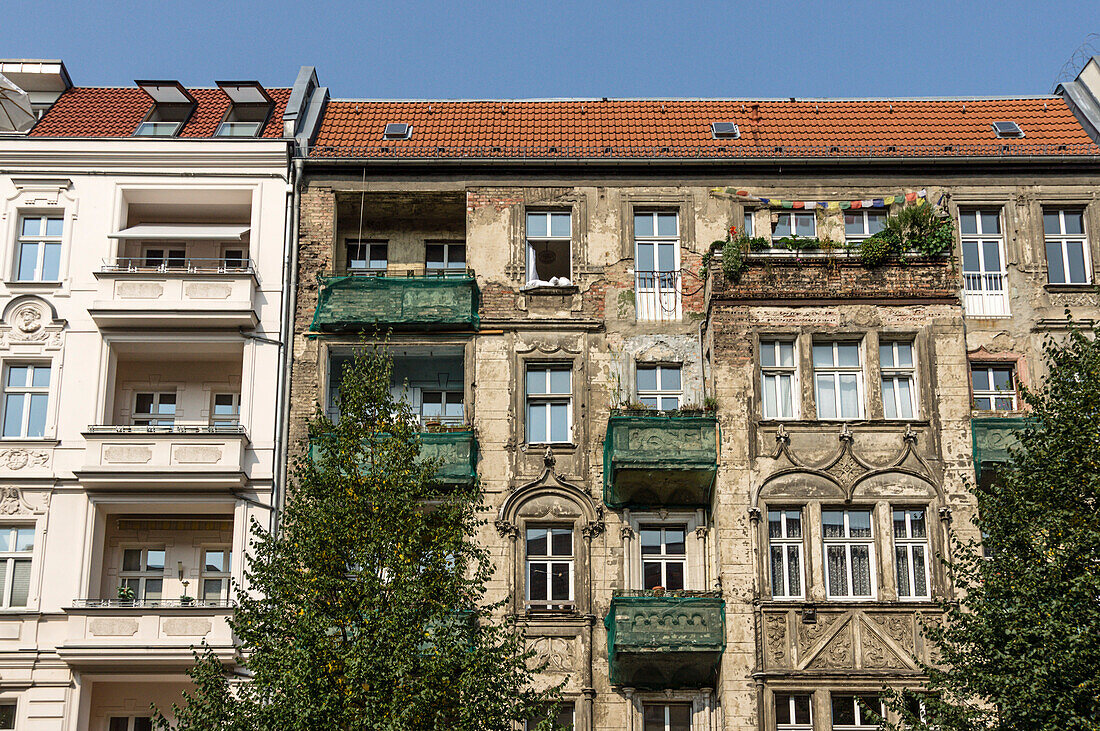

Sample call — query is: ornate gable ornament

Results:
[760,423,939,502]
[0,486,44,516]
[0,297,66,352]
[496,447,604,538]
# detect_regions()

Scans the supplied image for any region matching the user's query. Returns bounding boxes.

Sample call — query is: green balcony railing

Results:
[972,417,1034,481]
[603,414,719,508]
[605,593,725,689]
[310,273,479,333]
[309,430,477,488]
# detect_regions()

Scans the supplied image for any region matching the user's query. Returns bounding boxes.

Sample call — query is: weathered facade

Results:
[289,75,1100,730]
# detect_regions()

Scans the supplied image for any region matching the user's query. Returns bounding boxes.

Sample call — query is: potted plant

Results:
[703,396,718,412]
[179,594,194,607]
[651,586,666,597]
[116,584,135,605]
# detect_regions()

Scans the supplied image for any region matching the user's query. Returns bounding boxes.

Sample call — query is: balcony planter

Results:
[603,414,719,508]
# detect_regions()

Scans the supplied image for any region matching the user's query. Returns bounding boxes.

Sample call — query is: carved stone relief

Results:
[764,613,787,667]
[0,298,65,351]
[529,636,577,673]
[0,449,50,471]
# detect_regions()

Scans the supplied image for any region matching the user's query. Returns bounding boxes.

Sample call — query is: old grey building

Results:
[286,64,1100,730]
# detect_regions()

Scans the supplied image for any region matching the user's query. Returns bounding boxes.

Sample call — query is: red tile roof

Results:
[28,87,291,138]
[310,97,1099,159]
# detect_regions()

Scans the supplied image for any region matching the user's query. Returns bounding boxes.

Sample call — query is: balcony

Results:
[603,414,718,508]
[58,601,234,671]
[310,272,479,333]
[78,425,248,490]
[90,257,258,328]
[605,592,725,688]
[972,416,1033,481]
[309,429,478,489]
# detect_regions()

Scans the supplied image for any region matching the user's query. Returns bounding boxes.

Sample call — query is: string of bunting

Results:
[709,187,929,209]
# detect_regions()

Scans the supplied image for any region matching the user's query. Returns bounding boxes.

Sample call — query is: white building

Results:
[0,61,325,731]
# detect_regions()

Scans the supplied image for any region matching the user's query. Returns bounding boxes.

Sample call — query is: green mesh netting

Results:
[971,416,1034,481]
[310,274,479,333]
[602,415,718,509]
[604,594,726,688]
[308,430,477,488]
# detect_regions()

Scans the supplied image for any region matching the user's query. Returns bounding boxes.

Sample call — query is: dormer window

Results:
[215,81,274,138]
[133,81,195,137]
[383,123,412,140]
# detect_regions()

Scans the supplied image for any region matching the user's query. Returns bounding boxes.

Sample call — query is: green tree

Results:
[886,325,1100,731]
[156,346,564,730]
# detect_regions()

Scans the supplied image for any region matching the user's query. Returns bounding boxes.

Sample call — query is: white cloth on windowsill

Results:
[523,277,572,290]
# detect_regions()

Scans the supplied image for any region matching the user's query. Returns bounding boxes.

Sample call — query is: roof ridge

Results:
[326,95,1065,104]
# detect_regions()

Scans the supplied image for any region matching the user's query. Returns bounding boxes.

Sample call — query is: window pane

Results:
[526,368,546,395]
[6,367,28,388]
[122,549,142,572]
[641,527,662,554]
[816,376,836,419]
[786,546,801,595]
[879,343,895,368]
[146,550,165,571]
[644,561,663,589]
[785,511,802,537]
[1047,242,1067,284]
[528,563,547,600]
[994,396,1014,410]
[867,212,885,234]
[974,396,992,410]
[775,694,792,725]
[665,529,685,554]
[527,403,546,443]
[826,545,848,596]
[668,703,692,730]
[3,395,24,437]
[549,403,568,442]
[962,240,979,272]
[527,213,547,238]
[992,368,1013,390]
[910,510,926,537]
[549,368,570,394]
[526,528,547,556]
[893,510,908,538]
[897,378,914,419]
[1066,241,1087,283]
[0,703,14,729]
[849,511,872,537]
[777,374,792,419]
[27,393,47,437]
[896,343,913,368]
[832,697,856,726]
[637,366,658,391]
[21,217,41,237]
[743,211,754,236]
[31,367,50,388]
[778,342,794,367]
[980,211,1001,234]
[426,244,444,266]
[109,719,129,731]
[959,211,977,235]
[665,561,684,590]
[656,213,677,236]
[882,379,897,419]
[838,343,860,367]
[17,242,38,280]
[13,529,31,552]
[822,510,844,537]
[1064,211,1085,235]
[844,213,863,235]
[794,212,815,236]
[135,393,154,413]
[763,376,778,418]
[971,368,990,391]
[659,396,679,411]
[775,212,791,236]
[10,559,30,606]
[0,532,9,553]
[42,242,61,280]
[1043,211,1061,235]
[204,550,227,572]
[144,578,163,600]
[896,546,912,596]
[661,366,681,391]
[551,528,572,556]
[851,545,872,595]
[550,562,570,599]
[813,344,834,367]
[770,546,784,593]
[913,546,928,596]
[761,342,776,368]
[839,374,859,418]
[448,245,466,266]
[550,213,571,238]
[982,241,1002,271]
[657,242,676,272]
[634,213,653,238]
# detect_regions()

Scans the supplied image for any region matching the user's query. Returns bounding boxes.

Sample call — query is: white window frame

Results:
[119,546,166,602]
[525,364,572,444]
[774,692,813,731]
[132,391,177,427]
[843,210,887,243]
[971,364,1017,411]
[813,341,865,420]
[772,211,817,240]
[831,694,885,730]
[642,702,694,731]
[1,363,51,439]
[639,525,687,591]
[768,509,804,599]
[524,526,574,610]
[425,241,467,275]
[823,509,877,600]
[880,340,918,420]
[743,210,755,237]
[634,211,681,322]
[893,508,931,600]
[761,340,798,420]
[0,525,34,609]
[15,214,63,282]
[960,209,1009,317]
[345,239,387,274]
[199,547,231,605]
[1043,208,1091,285]
[636,364,682,411]
[525,211,572,284]
[210,392,240,428]
[141,246,187,270]
[420,389,464,426]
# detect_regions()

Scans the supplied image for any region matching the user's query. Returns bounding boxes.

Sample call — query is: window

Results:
[813,342,863,420]
[201,548,231,604]
[525,527,573,609]
[743,210,755,236]
[893,509,930,599]
[643,703,692,731]
[109,718,154,731]
[880,341,917,420]
[215,104,269,137]
[134,121,183,136]
[635,211,680,321]
[421,390,463,426]
[222,248,247,269]
[133,392,177,427]
[143,248,186,269]
[971,364,1016,411]
[844,211,886,242]
[823,510,875,599]
[0,702,13,730]
[119,547,165,602]
[640,526,686,590]
[15,215,62,281]
[211,393,240,428]
[346,240,387,273]
[526,701,575,730]
[775,693,812,731]
[525,365,571,444]
[761,340,797,419]
[960,209,1009,316]
[831,694,884,730]
[425,242,467,275]
[637,364,681,410]
[2,364,50,438]
[773,212,816,239]
[0,526,33,608]
[526,211,571,284]
[768,510,803,599]
[1044,209,1090,284]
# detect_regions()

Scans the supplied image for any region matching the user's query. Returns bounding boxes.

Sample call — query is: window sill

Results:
[1044,282,1096,293]
[525,442,577,451]
[521,284,579,295]
[4,280,62,289]
[758,418,930,428]
[0,437,59,446]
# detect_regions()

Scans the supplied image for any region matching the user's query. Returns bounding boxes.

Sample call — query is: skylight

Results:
[711,122,741,139]
[383,123,412,140]
[991,121,1024,138]
[134,80,196,137]
[215,81,274,138]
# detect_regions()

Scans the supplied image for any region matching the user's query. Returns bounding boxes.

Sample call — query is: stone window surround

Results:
[622,688,718,731]
[619,194,697,261]
[763,686,916,731]
[0,347,63,443]
[1029,197,1099,288]
[514,354,582,452]
[756,500,943,604]
[510,195,588,283]
[754,330,927,424]
[966,347,1028,414]
[2,179,77,291]
[0,515,43,613]
[620,508,710,592]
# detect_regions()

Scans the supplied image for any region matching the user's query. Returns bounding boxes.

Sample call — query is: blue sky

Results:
[7,0,1100,99]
